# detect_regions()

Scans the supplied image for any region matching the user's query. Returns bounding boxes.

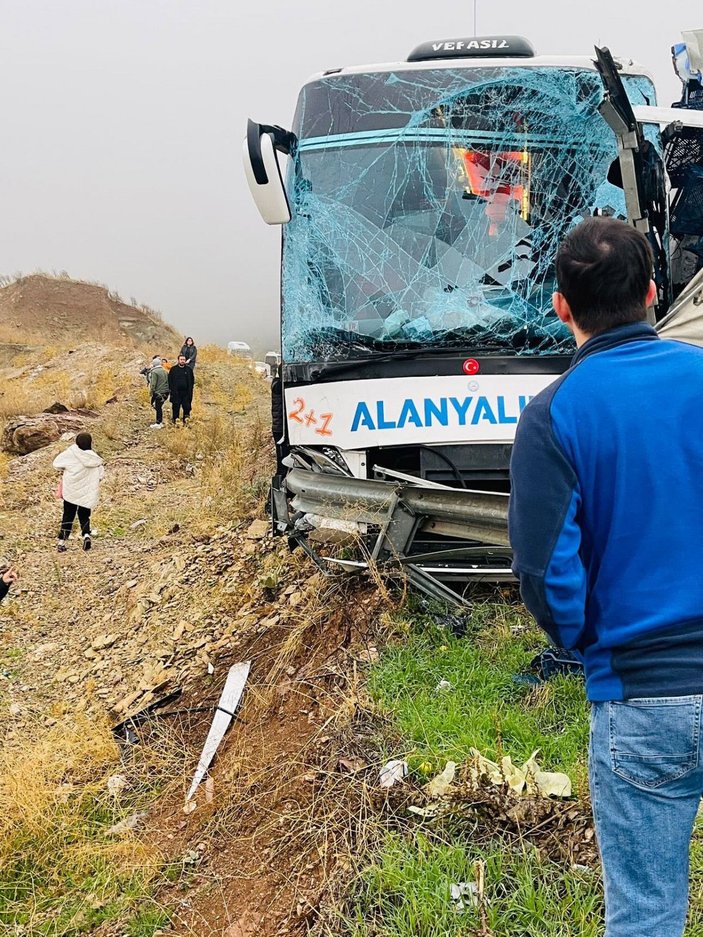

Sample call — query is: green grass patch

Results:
[346,599,599,936]
[369,601,589,785]
[125,903,173,937]
[347,832,602,937]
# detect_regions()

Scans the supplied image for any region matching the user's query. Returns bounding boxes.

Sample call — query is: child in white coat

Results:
[53,432,104,552]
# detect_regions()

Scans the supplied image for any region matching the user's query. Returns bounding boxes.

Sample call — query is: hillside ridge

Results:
[0,274,181,349]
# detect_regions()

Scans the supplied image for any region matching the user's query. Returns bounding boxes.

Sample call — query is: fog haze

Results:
[0,0,695,351]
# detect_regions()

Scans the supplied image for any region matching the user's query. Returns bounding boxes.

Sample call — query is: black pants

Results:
[151,392,168,424]
[171,393,192,423]
[59,500,91,539]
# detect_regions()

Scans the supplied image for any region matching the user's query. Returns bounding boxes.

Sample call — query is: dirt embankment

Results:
[0,342,391,937]
[0,274,181,349]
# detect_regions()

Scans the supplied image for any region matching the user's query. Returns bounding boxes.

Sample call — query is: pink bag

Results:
[55,478,63,501]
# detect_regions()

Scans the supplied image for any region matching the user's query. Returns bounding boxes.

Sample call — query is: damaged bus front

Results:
[244,33,703,600]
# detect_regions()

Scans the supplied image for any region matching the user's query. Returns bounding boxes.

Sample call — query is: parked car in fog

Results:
[227,340,252,358]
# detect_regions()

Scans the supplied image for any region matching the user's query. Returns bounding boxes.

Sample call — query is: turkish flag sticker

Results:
[463,358,480,375]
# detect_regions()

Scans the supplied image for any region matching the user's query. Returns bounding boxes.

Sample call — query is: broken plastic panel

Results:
[282,66,656,363]
[186,661,251,802]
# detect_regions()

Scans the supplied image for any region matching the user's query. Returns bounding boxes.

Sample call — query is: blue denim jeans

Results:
[590,696,703,937]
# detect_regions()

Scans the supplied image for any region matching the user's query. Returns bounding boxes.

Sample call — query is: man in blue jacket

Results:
[509,216,703,937]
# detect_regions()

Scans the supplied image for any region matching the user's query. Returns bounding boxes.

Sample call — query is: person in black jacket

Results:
[168,354,195,424]
[0,566,19,601]
[180,337,197,371]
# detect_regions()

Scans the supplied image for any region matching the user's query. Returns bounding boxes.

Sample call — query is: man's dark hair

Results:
[76,432,92,451]
[555,217,654,334]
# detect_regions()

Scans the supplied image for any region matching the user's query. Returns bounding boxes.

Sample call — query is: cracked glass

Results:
[281,66,656,363]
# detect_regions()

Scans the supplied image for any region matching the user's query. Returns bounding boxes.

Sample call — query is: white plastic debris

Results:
[424,761,457,798]
[469,747,572,799]
[408,804,439,818]
[450,882,479,912]
[379,759,409,788]
[107,774,127,797]
[106,811,147,835]
[186,660,251,801]
[435,679,453,692]
[207,661,215,675]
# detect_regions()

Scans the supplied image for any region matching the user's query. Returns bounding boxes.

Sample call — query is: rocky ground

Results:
[0,348,386,937]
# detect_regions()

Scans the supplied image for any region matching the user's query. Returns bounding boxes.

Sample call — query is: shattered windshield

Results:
[282,67,643,363]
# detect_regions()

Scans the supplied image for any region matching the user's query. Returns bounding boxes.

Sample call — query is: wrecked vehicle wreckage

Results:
[245,30,703,602]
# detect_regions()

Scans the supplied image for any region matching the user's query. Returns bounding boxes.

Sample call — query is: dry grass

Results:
[159,359,274,529]
[0,350,129,420]
[0,715,176,935]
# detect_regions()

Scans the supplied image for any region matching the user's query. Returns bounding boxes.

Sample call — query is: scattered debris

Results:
[186,661,251,801]
[106,774,127,797]
[435,678,453,692]
[130,519,147,529]
[408,804,439,818]
[183,800,197,815]
[205,776,215,803]
[450,881,479,912]
[106,811,147,836]
[379,759,408,788]
[523,646,584,683]
[111,688,183,740]
[469,748,572,799]
[424,761,456,798]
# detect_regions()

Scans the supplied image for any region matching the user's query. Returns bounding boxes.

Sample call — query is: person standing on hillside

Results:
[168,354,195,425]
[148,358,170,429]
[180,337,197,371]
[0,566,19,602]
[140,355,162,384]
[53,432,104,552]
[509,217,703,937]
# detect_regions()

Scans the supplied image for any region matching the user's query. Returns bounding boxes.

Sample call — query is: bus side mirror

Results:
[243,119,296,225]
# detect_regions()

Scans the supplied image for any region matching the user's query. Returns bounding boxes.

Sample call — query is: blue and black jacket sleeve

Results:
[508,391,587,650]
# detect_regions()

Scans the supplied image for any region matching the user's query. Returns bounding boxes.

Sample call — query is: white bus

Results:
[245,32,703,598]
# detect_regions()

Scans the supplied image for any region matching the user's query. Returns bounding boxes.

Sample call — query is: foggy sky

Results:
[0,0,696,351]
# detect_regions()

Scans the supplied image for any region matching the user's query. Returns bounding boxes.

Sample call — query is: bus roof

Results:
[303,54,654,88]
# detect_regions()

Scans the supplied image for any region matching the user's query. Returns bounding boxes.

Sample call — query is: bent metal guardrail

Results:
[286,467,509,547]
